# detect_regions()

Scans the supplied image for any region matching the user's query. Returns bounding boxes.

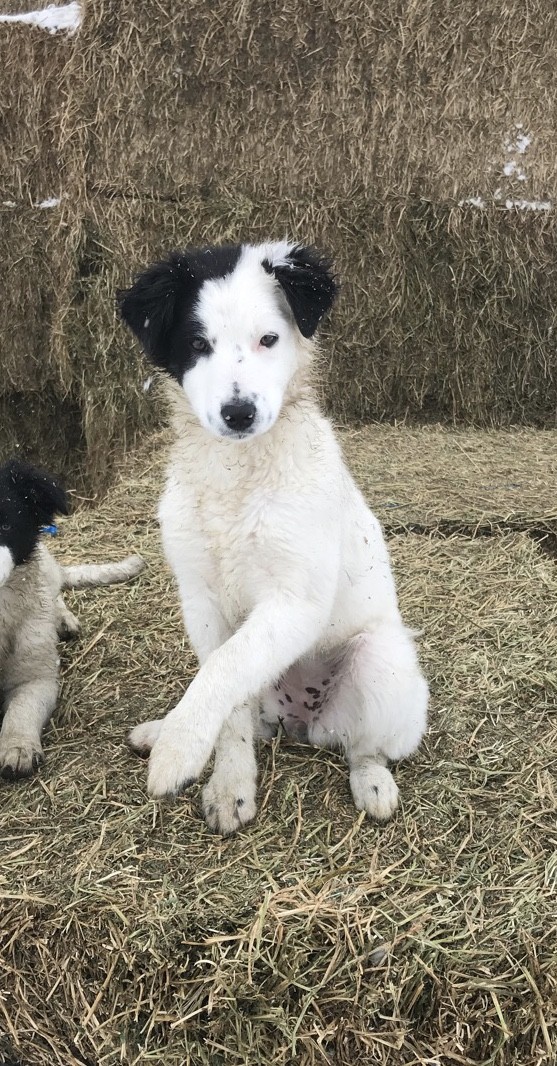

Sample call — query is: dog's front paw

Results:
[128,718,164,758]
[202,767,257,836]
[146,728,211,799]
[0,735,43,780]
[349,762,399,822]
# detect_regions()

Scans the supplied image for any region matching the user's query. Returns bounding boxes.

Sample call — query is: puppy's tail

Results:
[61,554,145,589]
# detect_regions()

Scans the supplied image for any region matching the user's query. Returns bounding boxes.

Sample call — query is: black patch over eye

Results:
[191,336,210,353]
[260,333,278,348]
[1,523,10,532]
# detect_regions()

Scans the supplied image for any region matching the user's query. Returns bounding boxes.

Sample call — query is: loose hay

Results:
[1,431,556,1065]
[341,424,557,534]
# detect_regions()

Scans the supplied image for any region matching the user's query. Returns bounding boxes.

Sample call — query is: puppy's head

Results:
[118,241,338,440]
[0,459,68,587]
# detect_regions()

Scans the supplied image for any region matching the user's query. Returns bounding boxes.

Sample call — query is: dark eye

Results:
[1,523,10,532]
[191,336,210,353]
[260,333,278,348]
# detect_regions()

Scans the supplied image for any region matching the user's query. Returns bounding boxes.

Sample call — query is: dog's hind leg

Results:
[55,596,80,641]
[202,699,258,835]
[308,624,428,821]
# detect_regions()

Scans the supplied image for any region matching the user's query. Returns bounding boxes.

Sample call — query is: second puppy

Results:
[0,458,144,778]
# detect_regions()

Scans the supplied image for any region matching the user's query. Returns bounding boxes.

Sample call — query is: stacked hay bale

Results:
[67,0,557,434]
[1,0,556,489]
[0,2,157,491]
[0,7,81,483]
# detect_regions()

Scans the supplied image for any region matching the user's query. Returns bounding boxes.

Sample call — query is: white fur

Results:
[0,545,14,587]
[0,547,144,777]
[129,242,429,833]
[183,244,305,439]
[0,547,62,776]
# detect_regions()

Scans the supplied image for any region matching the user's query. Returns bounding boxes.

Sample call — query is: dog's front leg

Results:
[130,571,258,832]
[201,699,258,835]
[0,623,59,778]
[128,573,233,757]
[0,676,58,778]
[147,594,328,798]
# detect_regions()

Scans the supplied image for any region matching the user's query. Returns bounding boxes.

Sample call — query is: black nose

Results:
[220,400,256,432]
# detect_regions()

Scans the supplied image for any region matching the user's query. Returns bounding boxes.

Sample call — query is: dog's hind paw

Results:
[0,735,44,780]
[56,598,80,641]
[202,768,257,836]
[349,762,399,822]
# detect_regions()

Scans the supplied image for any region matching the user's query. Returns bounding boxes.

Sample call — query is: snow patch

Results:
[0,3,82,35]
[461,127,549,211]
[460,196,551,213]
[2,195,64,209]
[36,196,62,209]
[505,199,551,212]
[506,133,531,155]
[458,196,486,208]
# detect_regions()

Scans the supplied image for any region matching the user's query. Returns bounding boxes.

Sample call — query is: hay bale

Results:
[72,0,557,203]
[77,191,557,431]
[3,0,557,487]
[0,203,83,483]
[0,12,75,203]
[58,0,557,429]
[79,193,557,435]
[0,13,84,483]
[1,433,556,1065]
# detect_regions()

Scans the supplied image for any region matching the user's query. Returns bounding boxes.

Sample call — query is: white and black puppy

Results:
[0,458,144,778]
[119,241,428,834]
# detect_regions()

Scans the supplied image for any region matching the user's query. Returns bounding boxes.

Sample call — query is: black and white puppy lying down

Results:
[0,459,144,778]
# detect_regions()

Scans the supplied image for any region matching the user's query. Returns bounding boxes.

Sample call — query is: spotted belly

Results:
[260,651,344,742]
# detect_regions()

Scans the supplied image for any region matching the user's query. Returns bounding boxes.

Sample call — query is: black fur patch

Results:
[263,244,338,337]
[118,241,338,379]
[0,459,68,568]
[117,244,243,379]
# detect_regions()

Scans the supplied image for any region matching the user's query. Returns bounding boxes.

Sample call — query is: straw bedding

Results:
[1,427,555,1065]
[343,424,557,534]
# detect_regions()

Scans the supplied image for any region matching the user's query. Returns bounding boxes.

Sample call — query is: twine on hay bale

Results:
[1,432,556,1065]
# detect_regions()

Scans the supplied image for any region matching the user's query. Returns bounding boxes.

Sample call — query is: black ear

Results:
[7,460,69,522]
[117,253,184,364]
[265,245,338,338]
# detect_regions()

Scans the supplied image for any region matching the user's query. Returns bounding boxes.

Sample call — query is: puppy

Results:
[119,241,428,834]
[0,458,144,778]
